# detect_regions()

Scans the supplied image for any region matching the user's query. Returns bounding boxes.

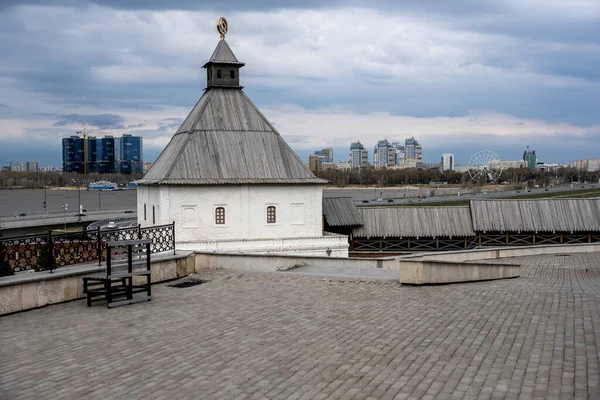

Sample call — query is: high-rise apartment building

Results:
[404,137,422,166]
[120,134,144,174]
[350,141,369,168]
[569,159,600,172]
[313,147,333,163]
[440,153,455,172]
[85,136,98,174]
[308,154,321,173]
[374,139,396,168]
[62,134,143,174]
[9,161,39,172]
[309,147,335,173]
[97,136,116,174]
[523,147,536,169]
[392,142,405,166]
[62,136,85,173]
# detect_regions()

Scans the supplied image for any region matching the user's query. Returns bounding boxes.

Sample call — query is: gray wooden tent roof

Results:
[322,198,363,227]
[470,199,600,233]
[203,39,244,67]
[353,207,475,238]
[139,40,326,186]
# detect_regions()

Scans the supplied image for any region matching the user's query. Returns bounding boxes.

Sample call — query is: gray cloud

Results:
[282,135,312,144]
[158,117,183,131]
[0,0,332,11]
[0,0,599,166]
[127,118,185,139]
[126,123,146,128]
[52,113,125,129]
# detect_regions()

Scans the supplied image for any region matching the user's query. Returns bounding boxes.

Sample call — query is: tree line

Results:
[315,166,597,187]
[0,167,595,190]
[0,171,143,190]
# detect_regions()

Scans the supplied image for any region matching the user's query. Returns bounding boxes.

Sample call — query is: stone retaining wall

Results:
[194,252,397,273]
[401,243,600,263]
[399,260,520,285]
[0,251,195,315]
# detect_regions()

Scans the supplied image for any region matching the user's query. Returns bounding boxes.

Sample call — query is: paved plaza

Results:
[2,253,600,399]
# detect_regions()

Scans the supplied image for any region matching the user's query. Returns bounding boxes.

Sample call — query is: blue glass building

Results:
[62,134,143,174]
[62,136,84,173]
[120,134,143,174]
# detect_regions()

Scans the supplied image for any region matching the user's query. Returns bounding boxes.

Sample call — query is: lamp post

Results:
[62,204,68,232]
[73,179,81,221]
[44,180,51,212]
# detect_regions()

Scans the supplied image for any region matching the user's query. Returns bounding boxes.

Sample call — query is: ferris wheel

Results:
[468,150,503,183]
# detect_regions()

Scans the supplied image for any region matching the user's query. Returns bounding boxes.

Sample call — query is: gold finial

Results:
[217,17,228,40]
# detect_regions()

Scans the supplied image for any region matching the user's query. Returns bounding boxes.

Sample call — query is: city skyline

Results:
[0,1,599,167]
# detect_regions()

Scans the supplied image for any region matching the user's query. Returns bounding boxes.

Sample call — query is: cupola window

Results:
[217,70,222,79]
[230,70,235,79]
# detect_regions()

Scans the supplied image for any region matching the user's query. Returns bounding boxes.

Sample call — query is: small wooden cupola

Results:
[203,17,245,89]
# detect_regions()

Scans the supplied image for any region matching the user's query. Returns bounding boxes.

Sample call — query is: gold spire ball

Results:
[217,17,228,40]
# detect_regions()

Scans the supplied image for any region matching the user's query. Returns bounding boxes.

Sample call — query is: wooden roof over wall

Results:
[353,206,475,238]
[470,199,600,233]
[323,198,363,227]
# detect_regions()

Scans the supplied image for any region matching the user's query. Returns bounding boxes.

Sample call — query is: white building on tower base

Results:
[136,19,348,257]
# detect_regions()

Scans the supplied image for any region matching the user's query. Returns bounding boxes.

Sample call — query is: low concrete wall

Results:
[0,251,195,315]
[178,233,350,258]
[194,252,397,273]
[400,260,520,285]
[401,243,600,263]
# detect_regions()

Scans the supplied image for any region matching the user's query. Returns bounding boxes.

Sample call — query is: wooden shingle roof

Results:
[203,39,244,67]
[323,198,363,227]
[470,199,600,233]
[138,40,326,186]
[353,207,475,238]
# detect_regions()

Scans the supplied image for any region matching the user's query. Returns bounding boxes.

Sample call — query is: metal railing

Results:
[1,222,175,273]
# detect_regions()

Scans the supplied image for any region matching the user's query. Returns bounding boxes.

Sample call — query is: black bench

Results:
[83,239,152,308]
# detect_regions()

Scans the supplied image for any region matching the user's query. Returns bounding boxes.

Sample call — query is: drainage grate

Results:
[169,280,206,288]
[555,254,571,257]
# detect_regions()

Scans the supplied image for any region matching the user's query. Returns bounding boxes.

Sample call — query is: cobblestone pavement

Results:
[281,264,398,281]
[2,253,600,399]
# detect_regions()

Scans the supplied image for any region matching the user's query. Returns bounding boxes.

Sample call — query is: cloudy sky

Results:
[0,0,599,167]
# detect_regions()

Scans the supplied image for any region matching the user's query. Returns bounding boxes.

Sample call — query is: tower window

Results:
[217,70,222,79]
[208,69,212,80]
[267,206,276,224]
[230,70,235,79]
[215,207,225,224]
[144,204,147,221]
[152,206,156,225]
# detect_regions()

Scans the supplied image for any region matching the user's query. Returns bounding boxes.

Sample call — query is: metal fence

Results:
[1,222,175,273]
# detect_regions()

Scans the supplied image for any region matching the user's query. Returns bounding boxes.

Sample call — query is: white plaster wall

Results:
[145,184,323,242]
[137,185,162,227]
[137,185,148,226]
